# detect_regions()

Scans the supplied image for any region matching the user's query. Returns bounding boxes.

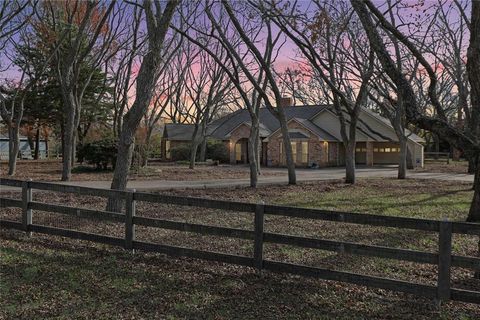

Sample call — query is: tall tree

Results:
[175,0,291,186]
[39,0,117,181]
[108,0,179,212]
[216,0,297,184]
[262,0,374,184]
[351,0,480,222]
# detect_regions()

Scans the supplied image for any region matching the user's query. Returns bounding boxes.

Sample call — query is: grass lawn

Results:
[1,178,479,319]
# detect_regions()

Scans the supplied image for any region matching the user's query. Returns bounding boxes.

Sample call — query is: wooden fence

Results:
[0,178,479,305]
[424,152,450,164]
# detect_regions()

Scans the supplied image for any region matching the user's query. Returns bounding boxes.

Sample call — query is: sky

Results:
[0,0,471,95]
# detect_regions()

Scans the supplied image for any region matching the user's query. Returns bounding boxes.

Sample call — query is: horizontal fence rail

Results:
[0,178,479,305]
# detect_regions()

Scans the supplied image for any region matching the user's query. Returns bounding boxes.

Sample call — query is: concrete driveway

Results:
[1,166,473,192]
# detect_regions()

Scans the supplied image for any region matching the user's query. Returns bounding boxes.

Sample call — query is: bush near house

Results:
[77,139,117,170]
[206,140,229,163]
[170,140,229,163]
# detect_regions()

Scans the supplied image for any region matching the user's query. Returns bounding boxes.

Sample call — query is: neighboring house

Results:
[162,102,425,168]
[0,134,47,160]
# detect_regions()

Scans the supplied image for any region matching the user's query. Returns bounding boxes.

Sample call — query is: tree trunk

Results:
[107,130,135,212]
[434,134,440,160]
[278,118,296,185]
[34,127,40,160]
[398,136,407,179]
[107,0,179,212]
[468,157,477,174]
[44,131,49,159]
[7,125,20,176]
[467,155,480,222]
[26,132,34,155]
[189,125,200,170]
[189,141,200,170]
[345,142,356,184]
[256,135,261,176]
[142,130,153,168]
[248,120,260,188]
[199,136,207,162]
[61,93,76,181]
[60,123,65,161]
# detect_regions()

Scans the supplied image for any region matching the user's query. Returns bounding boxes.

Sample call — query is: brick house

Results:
[162,102,424,168]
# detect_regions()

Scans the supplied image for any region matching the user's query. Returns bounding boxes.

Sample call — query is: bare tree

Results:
[185,42,235,169]
[0,0,31,55]
[108,0,179,212]
[217,0,297,185]
[428,0,471,165]
[0,2,56,175]
[174,0,274,186]
[110,5,144,139]
[262,0,374,184]
[351,0,480,222]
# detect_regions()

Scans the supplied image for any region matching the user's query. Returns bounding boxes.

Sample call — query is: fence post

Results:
[125,189,136,252]
[22,179,33,236]
[254,201,265,272]
[437,220,452,305]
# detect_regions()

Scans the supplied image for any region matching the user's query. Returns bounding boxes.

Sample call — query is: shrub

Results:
[169,140,229,163]
[206,140,229,163]
[170,143,191,161]
[77,139,117,170]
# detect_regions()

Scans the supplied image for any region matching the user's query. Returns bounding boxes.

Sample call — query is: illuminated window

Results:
[374,148,379,152]
[362,148,367,152]
[291,142,297,161]
[165,140,171,158]
[380,148,385,152]
[235,143,242,161]
[301,142,308,163]
[385,148,391,153]
[356,148,361,152]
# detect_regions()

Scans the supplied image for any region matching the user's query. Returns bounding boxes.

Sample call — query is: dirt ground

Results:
[415,160,470,174]
[1,178,479,319]
[0,160,281,182]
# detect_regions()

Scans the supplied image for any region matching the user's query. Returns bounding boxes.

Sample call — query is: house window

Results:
[235,143,242,161]
[385,148,391,153]
[165,140,171,159]
[301,142,308,163]
[374,148,379,152]
[291,142,297,162]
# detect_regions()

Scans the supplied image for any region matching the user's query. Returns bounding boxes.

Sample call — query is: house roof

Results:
[360,108,424,143]
[164,105,425,144]
[209,105,328,139]
[163,123,195,141]
[288,132,309,139]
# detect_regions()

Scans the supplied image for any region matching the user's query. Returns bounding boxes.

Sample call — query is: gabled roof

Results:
[163,123,195,141]
[209,105,328,140]
[360,108,424,143]
[164,105,425,144]
[265,117,338,141]
[288,132,309,139]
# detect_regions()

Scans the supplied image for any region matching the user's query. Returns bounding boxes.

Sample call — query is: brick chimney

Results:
[279,97,293,108]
